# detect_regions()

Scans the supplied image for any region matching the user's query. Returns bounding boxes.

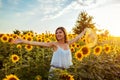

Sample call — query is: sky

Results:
[0,0,120,36]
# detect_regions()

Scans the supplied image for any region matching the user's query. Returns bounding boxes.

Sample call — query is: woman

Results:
[12,27,86,79]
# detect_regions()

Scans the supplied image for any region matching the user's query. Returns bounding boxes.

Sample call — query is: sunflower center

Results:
[17,45,21,49]
[13,56,17,60]
[9,77,17,80]
[9,38,13,42]
[27,45,31,49]
[77,53,82,58]
[82,47,88,55]
[95,48,100,53]
[13,35,17,38]
[3,37,7,40]
[27,37,32,41]
[38,39,41,42]
[105,47,109,51]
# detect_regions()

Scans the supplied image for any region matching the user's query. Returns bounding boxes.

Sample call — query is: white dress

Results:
[50,46,73,69]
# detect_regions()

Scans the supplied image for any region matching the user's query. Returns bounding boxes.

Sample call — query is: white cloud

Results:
[70,0,120,11]
[13,0,72,21]
[76,0,96,6]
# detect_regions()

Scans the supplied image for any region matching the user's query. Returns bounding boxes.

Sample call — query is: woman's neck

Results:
[58,40,65,44]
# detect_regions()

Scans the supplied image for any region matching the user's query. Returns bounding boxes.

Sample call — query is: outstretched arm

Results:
[68,28,86,45]
[11,37,54,47]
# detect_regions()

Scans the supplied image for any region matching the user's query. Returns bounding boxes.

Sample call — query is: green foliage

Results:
[72,11,96,34]
[13,29,34,35]
[0,42,52,80]
[13,29,21,35]
[68,51,120,80]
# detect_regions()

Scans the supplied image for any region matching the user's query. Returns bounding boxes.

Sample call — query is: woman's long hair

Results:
[55,27,68,43]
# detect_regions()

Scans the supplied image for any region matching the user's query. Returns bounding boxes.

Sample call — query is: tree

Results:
[22,30,33,34]
[13,29,21,35]
[72,11,96,34]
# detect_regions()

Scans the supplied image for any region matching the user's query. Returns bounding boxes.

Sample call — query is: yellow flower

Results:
[11,34,18,39]
[0,34,9,43]
[36,36,42,42]
[60,74,74,80]
[3,74,19,80]
[26,32,34,37]
[76,44,80,49]
[3,78,7,80]
[81,37,85,42]
[80,45,90,57]
[26,36,33,41]
[103,44,111,54]
[93,46,102,56]
[45,38,51,43]
[11,54,20,63]
[71,43,76,48]
[35,75,42,80]
[21,35,26,40]
[70,47,75,53]
[16,44,22,49]
[0,34,3,38]
[75,50,83,61]
[25,44,33,51]
[68,75,74,80]
[8,37,14,43]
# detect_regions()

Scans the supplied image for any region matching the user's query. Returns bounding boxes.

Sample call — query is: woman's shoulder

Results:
[48,42,58,47]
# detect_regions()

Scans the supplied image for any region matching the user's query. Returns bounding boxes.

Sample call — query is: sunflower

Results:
[26,32,34,37]
[60,74,74,80]
[8,37,14,43]
[16,44,22,49]
[25,44,33,51]
[45,38,51,43]
[21,35,26,40]
[103,44,111,54]
[71,43,76,48]
[36,37,42,42]
[26,36,33,41]
[0,34,9,43]
[11,34,18,39]
[0,34,3,38]
[11,54,20,63]
[67,75,74,80]
[93,46,102,56]
[70,47,75,53]
[76,44,80,49]
[75,50,83,61]
[3,74,19,80]
[80,45,90,57]
[81,37,85,42]
[3,78,7,80]
[35,75,42,80]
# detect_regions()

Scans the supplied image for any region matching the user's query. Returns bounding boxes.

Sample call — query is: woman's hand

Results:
[11,37,23,44]
[84,28,89,33]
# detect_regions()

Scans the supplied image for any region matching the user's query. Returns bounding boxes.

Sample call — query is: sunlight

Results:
[88,4,120,37]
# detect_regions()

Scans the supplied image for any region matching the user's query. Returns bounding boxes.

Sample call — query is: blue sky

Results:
[0,0,120,36]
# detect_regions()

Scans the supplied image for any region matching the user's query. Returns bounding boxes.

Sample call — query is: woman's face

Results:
[55,29,65,41]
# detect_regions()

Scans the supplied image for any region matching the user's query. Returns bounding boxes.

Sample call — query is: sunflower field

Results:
[0,30,120,80]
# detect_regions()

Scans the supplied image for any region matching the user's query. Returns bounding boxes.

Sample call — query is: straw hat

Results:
[85,28,97,48]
